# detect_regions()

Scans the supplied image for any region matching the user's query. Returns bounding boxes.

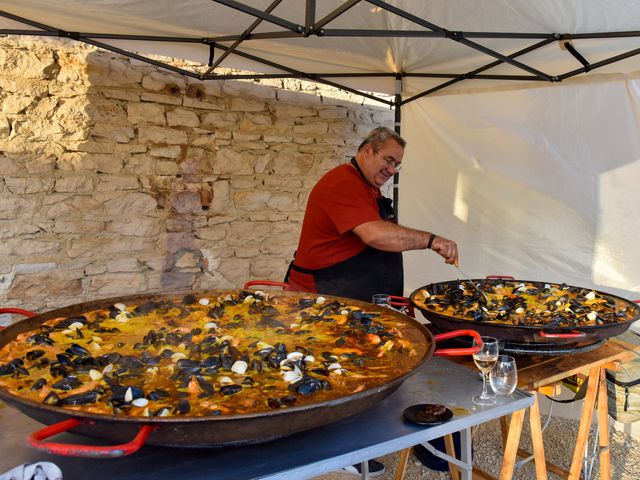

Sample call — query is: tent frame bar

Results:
[2,0,640,107]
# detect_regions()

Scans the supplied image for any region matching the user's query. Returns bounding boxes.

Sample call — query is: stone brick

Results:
[127,102,166,125]
[96,175,140,191]
[268,192,299,211]
[223,81,275,99]
[2,95,33,114]
[174,251,201,269]
[211,180,232,213]
[0,197,42,220]
[212,148,253,175]
[140,92,182,105]
[149,146,182,158]
[7,272,82,301]
[52,220,105,234]
[271,104,316,118]
[147,271,196,291]
[0,114,9,135]
[293,122,329,135]
[142,71,187,93]
[46,194,101,219]
[101,192,158,216]
[0,221,42,239]
[233,190,271,211]
[217,257,250,287]
[182,97,224,111]
[270,152,314,176]
[106,257,140,272]
[171,191,202,214]
[201,112,240,129]
[106,218,161,237]
[167,108,200,127]
[139,126,188,145]
[186,79,222,97]
[102,88,141,102]
[4,177,50,194]
[68,237,150,258]
[54,176,94,193]
[89,272,147,296]
[231,97,266,112]
[318,106,349,119]
[195,226,228,241]
[0,48,57,79]
[0,239,61,256]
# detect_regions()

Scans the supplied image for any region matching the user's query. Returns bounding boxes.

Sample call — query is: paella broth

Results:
[0,292,427,417]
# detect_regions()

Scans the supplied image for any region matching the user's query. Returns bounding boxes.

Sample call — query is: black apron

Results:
[286,159,404,302]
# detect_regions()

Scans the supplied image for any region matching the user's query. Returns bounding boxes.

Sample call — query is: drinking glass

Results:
[472,336,499,405]
[371,294,391,307]
[490,355,518,395]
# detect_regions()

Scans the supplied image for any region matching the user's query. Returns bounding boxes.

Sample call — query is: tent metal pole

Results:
[364,0,553,81]
[210,0,303,34]
[202,0,284,76]
[563,42,591,71]
[314,0,361,31]
[304,0,315,36]
[558,45,640,81]
[393,74,402,224]
[401,38,556,106]
[321,29,554,39]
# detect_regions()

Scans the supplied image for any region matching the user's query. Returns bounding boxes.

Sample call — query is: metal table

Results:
[0,357,533,480]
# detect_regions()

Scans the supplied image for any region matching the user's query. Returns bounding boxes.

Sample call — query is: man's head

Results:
[356,127,406,188]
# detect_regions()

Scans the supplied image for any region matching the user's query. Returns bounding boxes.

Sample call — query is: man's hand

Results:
[431,235,458,265]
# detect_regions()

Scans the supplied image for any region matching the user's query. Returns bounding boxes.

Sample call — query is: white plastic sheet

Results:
[401,76,640,299]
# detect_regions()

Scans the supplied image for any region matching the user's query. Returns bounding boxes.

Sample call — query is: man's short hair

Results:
[357,126,406,152]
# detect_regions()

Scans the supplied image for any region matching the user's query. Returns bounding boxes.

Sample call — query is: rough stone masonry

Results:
[0,36,393,317]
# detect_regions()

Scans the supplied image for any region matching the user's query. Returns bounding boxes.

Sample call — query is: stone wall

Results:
[0,37,392,318]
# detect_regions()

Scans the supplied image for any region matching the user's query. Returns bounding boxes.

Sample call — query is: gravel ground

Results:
[312,415,640,479]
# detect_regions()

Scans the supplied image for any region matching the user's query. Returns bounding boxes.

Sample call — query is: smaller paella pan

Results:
[411,278,640,345]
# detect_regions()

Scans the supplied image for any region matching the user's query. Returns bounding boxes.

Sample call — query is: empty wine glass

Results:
[472,336,499,406]
[490,355,518,395]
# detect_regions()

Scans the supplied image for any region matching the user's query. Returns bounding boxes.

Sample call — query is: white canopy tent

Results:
[2,0,640,297]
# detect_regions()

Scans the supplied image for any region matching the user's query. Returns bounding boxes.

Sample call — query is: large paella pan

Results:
[0,289,478,457]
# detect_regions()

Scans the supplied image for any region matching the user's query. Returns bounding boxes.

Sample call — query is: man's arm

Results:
[352,220,459,265]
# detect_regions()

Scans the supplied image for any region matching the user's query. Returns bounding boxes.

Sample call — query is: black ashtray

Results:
[403,404,453,425]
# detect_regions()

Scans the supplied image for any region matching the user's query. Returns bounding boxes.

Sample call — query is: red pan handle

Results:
[243,280,290,290]
[634,300,640,303]
[486,275,515,280]
[432,329,482,356]
[387,295,415,317]
[28,418,156,458]
[0,308,37,331]
[538,330,586,339]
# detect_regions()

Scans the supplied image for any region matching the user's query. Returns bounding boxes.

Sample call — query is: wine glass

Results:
[490,355,518,395]
[472,336,499,405]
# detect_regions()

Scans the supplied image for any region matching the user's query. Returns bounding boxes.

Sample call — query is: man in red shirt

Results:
[287,126,458,302]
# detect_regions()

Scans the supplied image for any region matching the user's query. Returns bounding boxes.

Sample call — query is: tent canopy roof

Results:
[2,0,640,103]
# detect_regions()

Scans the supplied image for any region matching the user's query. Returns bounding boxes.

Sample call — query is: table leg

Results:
[394,448,412,480]
[460,428,472,480]
[444,434,461,480]
[498,408,525,480]
[597,369,611,480]
[568,366,600,480]
[499,416,509,450]
[529,393,548,480]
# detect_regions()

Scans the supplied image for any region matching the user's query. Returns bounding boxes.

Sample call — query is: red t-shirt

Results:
[289,164,381,292]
